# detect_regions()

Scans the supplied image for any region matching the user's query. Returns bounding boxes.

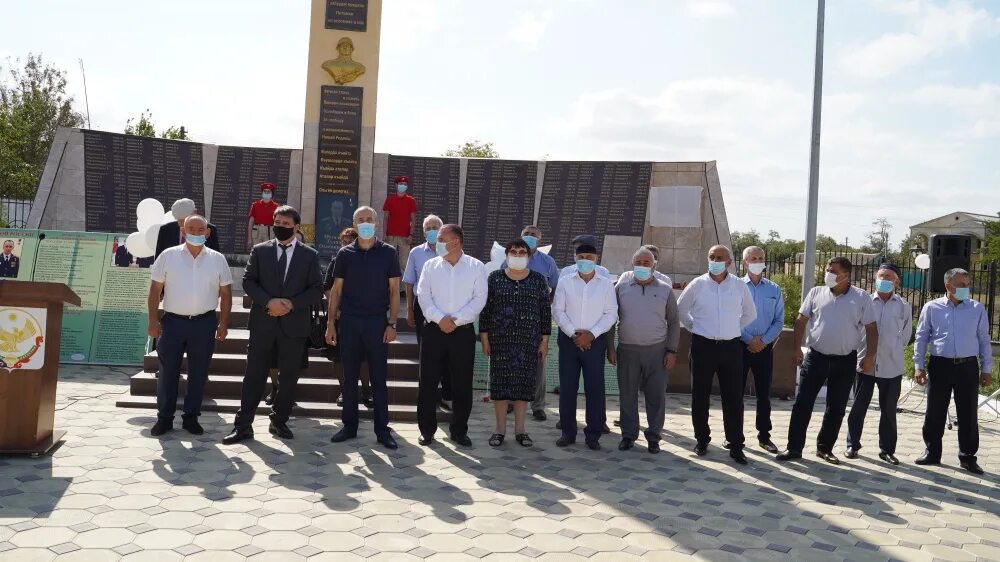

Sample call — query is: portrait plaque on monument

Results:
[325,0,368,31]
[315,85,363,259]
[536,161,652,266]
[461,159,538,262]
[211,146,292,254]
[387,156,460,246]
[83,130,204,233]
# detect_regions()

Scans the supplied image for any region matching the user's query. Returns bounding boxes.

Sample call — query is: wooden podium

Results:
[0,280,80,456]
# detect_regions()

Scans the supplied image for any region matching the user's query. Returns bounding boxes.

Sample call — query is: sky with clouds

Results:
[2,0,998,245]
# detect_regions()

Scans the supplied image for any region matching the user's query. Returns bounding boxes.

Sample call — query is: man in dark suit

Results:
[156,198,220,260]
[223,205,323,444]
[0,240,20,278]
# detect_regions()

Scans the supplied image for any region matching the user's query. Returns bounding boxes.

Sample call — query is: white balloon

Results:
[125,231,153,259]
[915,253,930,270]
[486,241,506,274]
[143,221,161,253]
[136,198,165,230]
[537,244,552,255]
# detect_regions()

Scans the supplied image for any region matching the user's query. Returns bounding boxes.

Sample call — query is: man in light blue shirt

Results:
[913,267,993,474]
[739,246,784,454]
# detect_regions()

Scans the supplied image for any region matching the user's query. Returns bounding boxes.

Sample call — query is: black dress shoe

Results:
[960,460,984,475]
[915,453,940,466]
[775,450,802,461]
[602,424,611,435]
[879,452,900,465]
[618,438,634,451]
[730,449,748,465]
[363,396,375,409]
[586,440,601,451]
[532,410,547,421]
[330,429,357,443]
[722,440,731,450]
[648,441,660,454]
[269,421,294,439]
[264,389,275,406]
[694,443,708,456]
[556,436,575,447]
[182,419,204,435]
[150,420,172,437]
[452,434,472,447]
[378,435,398,450]
[845,447,859,459]
[759,439,778,454]
[816,450,840,465]
[555,420,563,430]
[418,434,434,446]
[222,427,253,445]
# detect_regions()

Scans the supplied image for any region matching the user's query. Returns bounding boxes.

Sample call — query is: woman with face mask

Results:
[478,239,552,447]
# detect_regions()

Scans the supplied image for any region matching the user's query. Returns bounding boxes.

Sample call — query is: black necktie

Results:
[277,244,290,284]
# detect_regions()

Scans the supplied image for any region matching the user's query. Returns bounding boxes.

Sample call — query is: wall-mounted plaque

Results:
[386,156,460,247]
[325,0,368,31]
[211,146,292,254]
[461,159,538,262]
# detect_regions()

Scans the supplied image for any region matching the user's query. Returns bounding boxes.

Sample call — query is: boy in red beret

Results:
[382,175,418,274]
[247,183,280,250]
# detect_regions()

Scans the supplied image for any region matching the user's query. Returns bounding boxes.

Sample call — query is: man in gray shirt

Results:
[777,257,878,464]
[608,247,680,454]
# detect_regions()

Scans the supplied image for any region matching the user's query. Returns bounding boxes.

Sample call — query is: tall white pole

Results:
[78,59,92,129]
[801,0,825,299]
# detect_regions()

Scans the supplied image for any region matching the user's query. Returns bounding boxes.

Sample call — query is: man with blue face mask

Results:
[383,175,418,276]
[913,268,992,474]
[677,245,756,464]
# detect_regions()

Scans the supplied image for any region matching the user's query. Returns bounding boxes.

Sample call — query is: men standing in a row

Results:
[677,245,756,464]
[740,246,784,454]
[247,182,279,250]
[777,257,878,464]
[224,206,322,444]
[404,215,452,411]
[327,207,401,450]
[914,268,992,474]
[383,175,418,276]
[156,198,220,260]
[517,225,560,421]
[608,247,678,453]
[846,263,910,464]
[416,225,487,446]
[148,215,232,436]
[552,243,618,450]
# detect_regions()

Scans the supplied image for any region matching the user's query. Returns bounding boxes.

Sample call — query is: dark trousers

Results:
[558,332,607,443]
[742,342,774,441]
[156,312,217,422]
[418,323,475,438]
[340,314,391,439]
[786,349,856,454]
[414,300,451,401]
[923,356,980,462]
[846,373,902,455]
[235,329,307,428]
[690,335,745,450]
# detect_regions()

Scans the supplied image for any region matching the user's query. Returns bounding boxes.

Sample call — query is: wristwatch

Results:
[387,322,397,329]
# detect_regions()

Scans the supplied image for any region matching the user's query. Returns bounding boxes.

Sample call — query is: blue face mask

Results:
[436,241,450,257]
[522,235,538,250]
[953,287,970,301]
[186,234,206,247]
[875,279,894,294]
[576,259,596,275]
[396,183,408,194]
[425,229,439,244]
[708,261,727,275]
[633,266,652,281]
[357,223,376,240]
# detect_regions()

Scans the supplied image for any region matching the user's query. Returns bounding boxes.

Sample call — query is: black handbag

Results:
[308,306,328,350]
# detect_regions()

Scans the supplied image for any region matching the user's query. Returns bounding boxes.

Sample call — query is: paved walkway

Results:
[1,365,998,561]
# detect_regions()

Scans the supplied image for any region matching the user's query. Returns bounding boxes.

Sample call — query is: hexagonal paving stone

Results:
[309,531,366,552]
[133,529,196,550]
[257,513,312,531]
[249,531,309,551]
[9,527,75,548]
[74,528,137,549]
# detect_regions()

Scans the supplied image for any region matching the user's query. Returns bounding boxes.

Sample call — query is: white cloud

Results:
[685,1,736,18]
[507,9,554,49]
[839,0,1000,79]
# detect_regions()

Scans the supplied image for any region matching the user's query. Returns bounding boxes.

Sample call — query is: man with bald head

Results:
[677,244,756,464]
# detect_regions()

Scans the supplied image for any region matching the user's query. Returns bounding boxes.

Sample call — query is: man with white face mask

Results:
[777,257,878,465]
[739,246,784,454]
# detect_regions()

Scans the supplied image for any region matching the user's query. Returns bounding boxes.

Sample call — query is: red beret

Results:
[393,176,409,184]
[260,182,276,191]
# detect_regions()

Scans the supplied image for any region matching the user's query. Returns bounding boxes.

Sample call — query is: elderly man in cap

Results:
[247,182,280,250]
[844,263,911,465]
[382,175,419,275]
[156,198,220,259]
[559,234,611,279]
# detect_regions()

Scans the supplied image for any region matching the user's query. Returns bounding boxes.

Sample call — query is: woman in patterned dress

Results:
[479,239,551,447]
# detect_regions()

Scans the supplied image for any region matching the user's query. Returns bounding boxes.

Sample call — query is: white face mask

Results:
[824,271,840,288]
[747,262,766,276]
[507,256,529,271]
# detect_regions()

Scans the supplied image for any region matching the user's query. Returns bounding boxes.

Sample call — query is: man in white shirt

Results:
[415,224,488,447]
[558,234,612,280]
[676,245,756,465]
[552,243,618,450]
[147,215,233,437]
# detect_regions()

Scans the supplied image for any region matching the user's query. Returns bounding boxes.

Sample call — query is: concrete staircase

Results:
[116,296,449,422]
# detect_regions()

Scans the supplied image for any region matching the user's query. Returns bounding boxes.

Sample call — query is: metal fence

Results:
[0,198,32,228]
[735,248,1000,341]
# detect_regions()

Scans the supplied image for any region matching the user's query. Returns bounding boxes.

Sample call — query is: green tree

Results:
[861,216,892,257]
[815,234,840,253]
[982,220,1000,263]
[0,53,84,199]
[124,109,188,139]
[443,139,498,158]
[730,229,762,252]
